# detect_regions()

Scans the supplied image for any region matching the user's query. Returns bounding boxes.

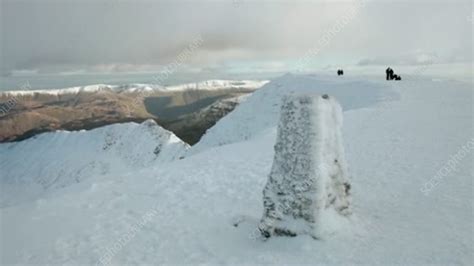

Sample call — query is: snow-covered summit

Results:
[1,80,269,97]
[190,74,397,154]
[0,74,472,265]
[0,119,189,207]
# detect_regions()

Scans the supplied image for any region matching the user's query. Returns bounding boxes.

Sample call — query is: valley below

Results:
[0,80,267,145]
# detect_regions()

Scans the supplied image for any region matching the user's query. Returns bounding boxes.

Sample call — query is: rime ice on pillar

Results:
[259,94,351,239]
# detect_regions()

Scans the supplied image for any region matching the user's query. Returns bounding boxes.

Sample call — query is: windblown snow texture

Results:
[0,119,189,207]
[259,94,351,238]
[1,75,472,265]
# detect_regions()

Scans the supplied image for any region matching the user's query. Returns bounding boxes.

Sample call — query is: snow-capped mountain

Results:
[0,119,189,207]
[1,80,269,97]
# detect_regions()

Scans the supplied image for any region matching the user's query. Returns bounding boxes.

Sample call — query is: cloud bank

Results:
[1,0,471,75]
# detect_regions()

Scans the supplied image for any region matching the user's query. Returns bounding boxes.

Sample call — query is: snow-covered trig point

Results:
[259,94,351,239]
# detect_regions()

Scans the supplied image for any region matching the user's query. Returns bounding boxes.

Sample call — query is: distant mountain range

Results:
[0,80,269,144]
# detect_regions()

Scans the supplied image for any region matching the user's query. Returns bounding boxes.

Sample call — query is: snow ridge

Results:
[0,119,189,207]
[190,74,396,154]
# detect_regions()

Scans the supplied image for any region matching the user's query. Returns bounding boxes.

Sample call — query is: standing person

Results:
[386,67,391,80]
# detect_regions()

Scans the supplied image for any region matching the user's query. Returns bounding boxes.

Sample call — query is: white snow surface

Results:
[0,119,189,207]
[0,80,269,97]
[189,73,398,154]
[0,74,472,265]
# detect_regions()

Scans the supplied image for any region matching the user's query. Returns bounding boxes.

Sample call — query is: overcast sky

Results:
[0,0,472,75]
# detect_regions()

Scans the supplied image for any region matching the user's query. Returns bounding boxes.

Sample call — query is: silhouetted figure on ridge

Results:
[390,69,395,80]
[386,67,392,80]
[386,67,401,81]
